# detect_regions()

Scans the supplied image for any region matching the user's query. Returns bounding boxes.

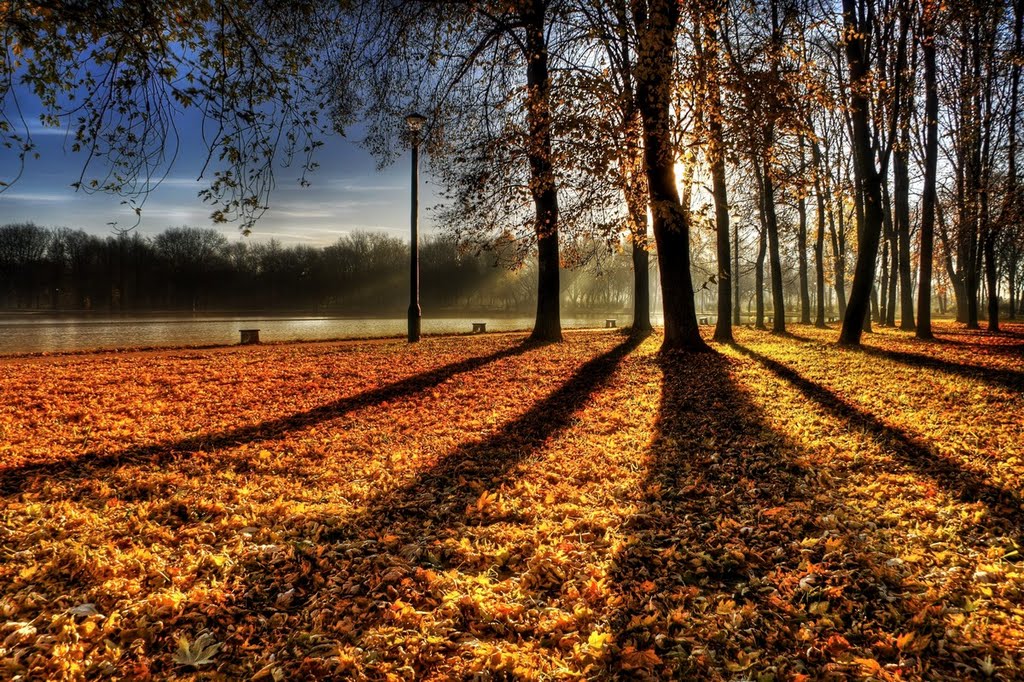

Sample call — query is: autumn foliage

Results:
[1,324,1022,679]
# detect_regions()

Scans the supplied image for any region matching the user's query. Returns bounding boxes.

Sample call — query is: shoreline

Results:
[0,324,631,362]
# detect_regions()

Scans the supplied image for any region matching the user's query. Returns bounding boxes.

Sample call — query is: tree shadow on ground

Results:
[926,335,1024,355]
[603,348,1019,679]
[162,332,647,677]
[604,351,817,678]
[784,331,1024,394]
[733,345,1023,533]
[0,339,539,495]
[936,326,1024,341]
[853,345,1024,393]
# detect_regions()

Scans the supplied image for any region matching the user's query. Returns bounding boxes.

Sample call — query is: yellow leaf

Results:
[588,631,612,651]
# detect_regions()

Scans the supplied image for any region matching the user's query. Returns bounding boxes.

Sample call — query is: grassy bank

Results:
[1,323,1022,679]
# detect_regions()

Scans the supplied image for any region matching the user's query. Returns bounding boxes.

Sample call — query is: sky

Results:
[0,101,439,247]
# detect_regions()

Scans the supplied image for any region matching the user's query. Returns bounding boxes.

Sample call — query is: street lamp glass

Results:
[405,112,427,132]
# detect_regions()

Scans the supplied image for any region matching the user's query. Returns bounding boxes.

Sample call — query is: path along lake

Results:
[0,314,646,355]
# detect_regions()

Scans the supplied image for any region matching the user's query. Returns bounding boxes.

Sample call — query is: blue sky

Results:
[0,104,438,246]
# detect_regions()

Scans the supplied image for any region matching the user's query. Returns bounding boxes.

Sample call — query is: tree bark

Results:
[811,137,827,327]
[613,2,652,336]
[733,217,742,326]
[524,2,562,342]
[895,128,915,330]
[633,0,708,352]
[828,177,847,321]
[839,0,886,346]
[628,199,652,334]
[760,146,786,333]
[797,135,811,325]
[707,24,733,343]
[1005,0,1024,322]
[755,216,767,330]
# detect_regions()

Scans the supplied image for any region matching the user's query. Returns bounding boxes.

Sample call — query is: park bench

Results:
[605,319,616,328]
[472,322,487,333]
[239,329,261,344]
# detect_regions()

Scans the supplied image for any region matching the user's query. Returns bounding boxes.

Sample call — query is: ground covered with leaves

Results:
[1,322,1022,680]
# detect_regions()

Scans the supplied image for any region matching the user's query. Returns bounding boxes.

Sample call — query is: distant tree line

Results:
[0,223,653,315]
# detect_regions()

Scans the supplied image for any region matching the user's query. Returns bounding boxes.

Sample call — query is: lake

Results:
[0,313,644,355]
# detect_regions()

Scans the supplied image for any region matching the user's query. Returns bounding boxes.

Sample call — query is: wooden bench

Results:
[472,322,487,333]
[605,319,616,328]
[239,329,261,344]
[698,316,709,325]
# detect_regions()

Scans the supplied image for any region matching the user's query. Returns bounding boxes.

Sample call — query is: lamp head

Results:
[405,112,427,133]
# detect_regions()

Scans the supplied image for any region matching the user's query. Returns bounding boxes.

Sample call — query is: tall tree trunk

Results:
[917,1,939,338]
[840,0,886,346]
[756,222,767,330]
[525,2,561,342]
[1006,0,1024,322]
[733,217,741,326]
[753,161,768,330]
[894,8,915,331]
[887,232,898,326]
[985,235,999,330]
[1010,257,1018,319]
[797,135,811,325]
[962,17,984,330]
[629,203,652,334]
[855,180,874,333]
[895,131,915,330]
[624,116,652,334]
[633,0,708,352]
[879,214,891,325]
[811,136,827,327]
[829,192,847,320]
[979,4,1001,332]
[613,2,652,336]
[707,24,733,343]
[761,148,786,333]
[882,175,898,327]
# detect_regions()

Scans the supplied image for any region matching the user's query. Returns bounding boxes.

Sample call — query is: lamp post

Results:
[406,112,427,342]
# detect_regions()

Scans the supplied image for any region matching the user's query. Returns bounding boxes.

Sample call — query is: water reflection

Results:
[0,314,656,355]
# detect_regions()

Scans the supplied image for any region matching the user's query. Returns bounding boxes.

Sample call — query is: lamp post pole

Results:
[406,112,427,343]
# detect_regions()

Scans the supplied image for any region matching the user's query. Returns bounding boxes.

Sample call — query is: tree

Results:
[916,0,941,338]
[693,1,735,343]
[356,1,581,342]
[154,227,229,310]
[2,1,338,232]
[838,0,906,346]
[722,0,808,336]
[632,0,710,352]
[0,222,50,307]
[567,0,653,334]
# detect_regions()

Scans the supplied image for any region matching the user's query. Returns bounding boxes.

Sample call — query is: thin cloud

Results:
[0,190,73,203]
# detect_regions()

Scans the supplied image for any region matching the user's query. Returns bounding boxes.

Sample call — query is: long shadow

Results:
[604,349,1018,679]
[937,326,1024,341]
[855,344,1024,393]
[324,331,646,536]
[785,330,1024,393]
[927,335,1024,355]
[734,344,1024,533]
[0,339,538,495]
[605,353,817,677]
[200,332,647,671]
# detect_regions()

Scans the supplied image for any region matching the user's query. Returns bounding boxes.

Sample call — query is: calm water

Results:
[0,314,639,355]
